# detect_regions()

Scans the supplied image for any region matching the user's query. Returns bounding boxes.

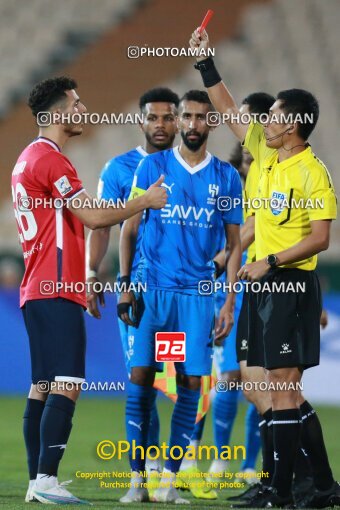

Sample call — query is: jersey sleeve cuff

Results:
[308,212,337,221]
[222,219,243,225]
[64,187,85,201]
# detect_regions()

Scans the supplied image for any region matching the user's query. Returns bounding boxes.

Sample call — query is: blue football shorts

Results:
[128,289,215,376]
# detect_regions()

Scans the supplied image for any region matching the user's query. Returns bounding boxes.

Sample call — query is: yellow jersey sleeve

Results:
[243,121,275,170]
[305,165,337,221]
[244,161,259,263]
[244,160,260,218]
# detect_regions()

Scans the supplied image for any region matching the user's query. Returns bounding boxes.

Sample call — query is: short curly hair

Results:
[28,76,77,117]
[139,87,179,111]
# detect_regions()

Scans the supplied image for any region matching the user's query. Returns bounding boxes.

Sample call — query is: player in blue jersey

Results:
[179,147,260,485]
[118,90,242,504]
[178,94,274,490]
[86,87,179,476]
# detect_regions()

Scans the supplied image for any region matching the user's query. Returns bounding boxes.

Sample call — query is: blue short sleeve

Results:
[221,166,243,224]
[98,159,121,201]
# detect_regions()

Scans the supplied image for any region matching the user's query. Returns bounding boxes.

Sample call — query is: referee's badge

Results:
[270,190,288,216]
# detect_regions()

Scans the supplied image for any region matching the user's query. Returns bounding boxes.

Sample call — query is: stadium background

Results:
[0,0,339,508]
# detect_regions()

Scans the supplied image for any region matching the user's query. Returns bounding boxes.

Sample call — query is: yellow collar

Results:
[274,145,312,171]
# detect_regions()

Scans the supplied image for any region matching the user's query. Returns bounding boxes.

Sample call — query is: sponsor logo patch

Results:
[280,342,292,355]
[241,339,248,351]
[155,332,186,362]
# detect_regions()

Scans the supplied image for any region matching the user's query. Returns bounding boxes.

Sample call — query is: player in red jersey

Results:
[12,76,166,505]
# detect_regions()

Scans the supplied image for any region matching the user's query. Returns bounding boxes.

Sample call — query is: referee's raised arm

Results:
[189,28,249,142]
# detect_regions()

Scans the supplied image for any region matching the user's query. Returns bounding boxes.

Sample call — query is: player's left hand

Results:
[238,259,270,281]
[215,302,234,343]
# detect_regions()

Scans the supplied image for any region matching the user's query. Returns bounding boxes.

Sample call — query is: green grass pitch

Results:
[0,396,339,509]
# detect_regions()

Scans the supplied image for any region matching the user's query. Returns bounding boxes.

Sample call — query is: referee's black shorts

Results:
[246,268,322,370]
[236,289,251,363]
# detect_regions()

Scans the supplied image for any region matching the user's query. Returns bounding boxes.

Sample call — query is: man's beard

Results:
[181,130,208,152]
[146,131,175,150]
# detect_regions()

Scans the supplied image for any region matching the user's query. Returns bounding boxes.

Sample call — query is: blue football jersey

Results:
[98,145,147,279]
[130,146,243,292]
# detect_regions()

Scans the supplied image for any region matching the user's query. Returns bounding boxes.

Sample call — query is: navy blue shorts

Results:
[22,298,86,385]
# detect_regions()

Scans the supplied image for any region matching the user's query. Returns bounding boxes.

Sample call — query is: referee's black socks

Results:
[294,445,312,483]
[271,408,301,497]
[259,408,274,486]
[38,394,75,476]
[300,400,334,491]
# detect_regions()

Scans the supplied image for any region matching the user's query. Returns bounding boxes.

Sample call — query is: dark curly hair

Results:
[139,87,179,112]
[28,76,77,117]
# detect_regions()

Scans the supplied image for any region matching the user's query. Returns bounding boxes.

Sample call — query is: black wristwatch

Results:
[266,254,278,269]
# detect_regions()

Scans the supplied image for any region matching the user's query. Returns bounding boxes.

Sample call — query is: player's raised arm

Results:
[68,175,166,229]
[189,29,249,142]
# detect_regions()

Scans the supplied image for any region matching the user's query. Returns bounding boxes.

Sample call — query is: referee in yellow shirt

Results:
[190,28,339,509]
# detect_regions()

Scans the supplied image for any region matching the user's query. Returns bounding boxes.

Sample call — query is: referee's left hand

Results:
[238,259,270,281]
